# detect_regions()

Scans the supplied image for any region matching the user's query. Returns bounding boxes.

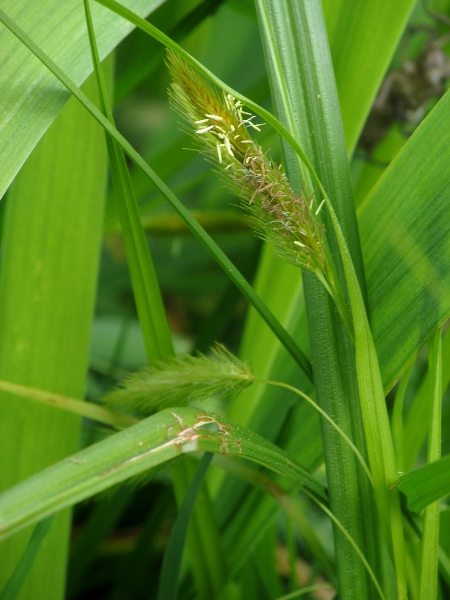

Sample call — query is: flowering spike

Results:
[166,50,329,278]
[103,343,253,416]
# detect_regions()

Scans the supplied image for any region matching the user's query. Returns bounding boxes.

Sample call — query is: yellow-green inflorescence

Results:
[103,344,253,416]
[167,51,329,280]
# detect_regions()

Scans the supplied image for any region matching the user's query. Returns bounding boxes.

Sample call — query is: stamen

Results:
[224,136,234,156]
[196,125,214,134]
[315,199,326,215]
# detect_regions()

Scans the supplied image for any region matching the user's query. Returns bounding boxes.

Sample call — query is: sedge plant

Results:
[0,1,450,600]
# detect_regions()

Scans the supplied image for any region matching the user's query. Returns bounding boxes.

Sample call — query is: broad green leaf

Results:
[322,0,414,154]
[0,0,162,201]
[398,454,450,513]
[403,327,450,471]
[0,407,326,541]
[360,89,450,391]
[0,72,108,597]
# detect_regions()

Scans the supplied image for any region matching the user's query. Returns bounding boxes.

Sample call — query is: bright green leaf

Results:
[0,407,326,541]
[0,0,162,201]
[398,454,450,513]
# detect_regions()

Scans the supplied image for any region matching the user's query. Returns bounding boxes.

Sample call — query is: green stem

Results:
[314,267,354,341]
[324,198,407,598]
[304,492,386,600]
[0,380,137,430]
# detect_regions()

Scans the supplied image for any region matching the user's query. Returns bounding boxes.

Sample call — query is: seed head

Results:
[102,344,253,416]
[167,51,328,276]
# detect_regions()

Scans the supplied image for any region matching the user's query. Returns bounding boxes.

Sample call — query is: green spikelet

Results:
[103,344,253,415]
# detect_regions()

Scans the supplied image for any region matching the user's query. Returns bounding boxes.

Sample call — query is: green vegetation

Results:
[0,1,450,598]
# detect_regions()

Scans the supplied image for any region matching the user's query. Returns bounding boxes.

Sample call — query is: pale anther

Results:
[224,136,234,156]
[196,125,214,134]
[315,199,326,215]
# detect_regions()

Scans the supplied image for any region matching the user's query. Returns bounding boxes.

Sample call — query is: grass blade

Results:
[158,453,213,600]
[0,407,326,541]
[0,380,137,430]
[419,328,442,599]
[83,4,228,596]
[255,2,387,597]
[84,0,173,360]
[0,67,108,597]
[0,517,54,600]
[0,0,160,200]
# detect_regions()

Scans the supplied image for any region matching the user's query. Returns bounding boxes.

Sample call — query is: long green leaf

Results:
[0,517,54,600]
[0,70,108,597]
[398,454,450,513]
[0,380,136,430]
[0,407,326,541]
[84,0,173,360]
[326,198,407,598]
[322,0,414,154]
[83,5,228,596]
[360,89,450,392]
[0,0,162,201]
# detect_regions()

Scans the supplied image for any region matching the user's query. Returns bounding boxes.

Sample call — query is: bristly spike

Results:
[166,49,329,278]
[102,343,254,416]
